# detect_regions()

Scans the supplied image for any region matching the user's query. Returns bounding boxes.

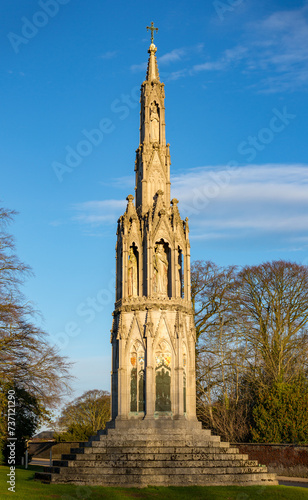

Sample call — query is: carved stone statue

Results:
[150,102,159,142]
[153,243,168,295]
[128,247,138,296]
[177,250,183,298]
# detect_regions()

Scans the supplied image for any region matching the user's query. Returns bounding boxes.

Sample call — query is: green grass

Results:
[1,465,308,499]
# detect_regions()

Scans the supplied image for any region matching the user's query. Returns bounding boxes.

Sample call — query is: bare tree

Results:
[0,206,72,408]
[192,259,308,442]
[191,261,249,440]
[238,260,308,386]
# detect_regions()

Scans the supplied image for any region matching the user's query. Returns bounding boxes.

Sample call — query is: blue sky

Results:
[2,0,308,408]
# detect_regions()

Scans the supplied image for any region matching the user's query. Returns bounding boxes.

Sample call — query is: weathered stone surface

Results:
[35,420,277,486]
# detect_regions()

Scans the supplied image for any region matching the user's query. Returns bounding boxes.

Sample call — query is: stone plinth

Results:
[35,420,277,487]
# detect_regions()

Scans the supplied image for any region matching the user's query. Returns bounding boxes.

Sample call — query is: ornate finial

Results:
[146,22,158,44]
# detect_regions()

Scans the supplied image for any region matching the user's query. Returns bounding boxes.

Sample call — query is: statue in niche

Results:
[155,367,171,411]
[177,250,183,298]
[153,243,168,295]
[150,102,159,142]
[128,247,138,296]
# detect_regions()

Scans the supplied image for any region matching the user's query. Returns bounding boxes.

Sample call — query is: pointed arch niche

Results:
[177,246,184,299]
[153,240,171,298]
[183,343,187,414]
[150,100,160,143]
[128,243,139,297]
[130,341,145,413]
[155,340,172,413]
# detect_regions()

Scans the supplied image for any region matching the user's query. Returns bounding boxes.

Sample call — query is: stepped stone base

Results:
[35,419,278,487]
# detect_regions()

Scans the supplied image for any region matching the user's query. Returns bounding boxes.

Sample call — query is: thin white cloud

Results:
[192,61,226,72]
[72,200,126,226]
[99,51,118,60]
[158,48,186,65]
[130,6,308,91]
[191,45,248,74]
[130,62,147,73]
[171,163,308,241]
[163,5,308,91]
[167,69,188,81]
[246,4,308,92]
[72,164,308,252]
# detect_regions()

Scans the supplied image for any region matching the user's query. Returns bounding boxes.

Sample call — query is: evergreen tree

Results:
[251,377,308,443]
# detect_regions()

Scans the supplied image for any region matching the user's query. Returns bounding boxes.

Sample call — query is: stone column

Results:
[138,246,142,297]
[144,326,155,419]
[123,240,128,299]
[186,244,191,302]
[161,103,166,146]
[171,243,176,298]
[117,337,128,419]
[174,327,184,419]
[148,240,153,297]
[111,337,118,420]
[186,335,197,420]
[141,179,148,213]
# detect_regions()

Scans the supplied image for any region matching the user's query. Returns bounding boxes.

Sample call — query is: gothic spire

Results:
[135,35,170,212]
[146,43,160,83]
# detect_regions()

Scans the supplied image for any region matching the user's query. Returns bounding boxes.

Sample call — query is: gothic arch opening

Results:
[183,343,187,414]
[150,101,160,143]
[128,243,139,297]
[155,340,171,412]
[116,241,122,301]
[178,246,184,298]
[130,342,145,413]
[153,240,171,298]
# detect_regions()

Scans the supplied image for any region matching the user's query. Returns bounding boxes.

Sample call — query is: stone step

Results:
[59,452,251,466]
[52,460,69,467]
[100,452,248,461]
[61,454,79,460]
[105,421,203,433]
[34,421,277,488]
[67,446,244,457]
[105,428,210,437]
[219,442,230,448]
[93,429,214,438]
[89,434,221,448]
[88,438,223,448]
[41,471,277,486]
[51,465,268,476]
[53,458,260,469]
[34,472,52,483]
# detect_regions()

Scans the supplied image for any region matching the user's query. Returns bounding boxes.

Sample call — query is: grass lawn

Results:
[1,465,308,499]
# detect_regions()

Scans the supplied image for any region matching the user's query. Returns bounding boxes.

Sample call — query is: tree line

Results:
[192,260,308,443]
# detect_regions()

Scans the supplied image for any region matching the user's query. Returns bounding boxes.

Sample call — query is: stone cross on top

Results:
[146,22,158,44]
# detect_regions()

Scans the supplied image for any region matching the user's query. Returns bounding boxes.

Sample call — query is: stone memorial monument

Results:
[36,24,277,487]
